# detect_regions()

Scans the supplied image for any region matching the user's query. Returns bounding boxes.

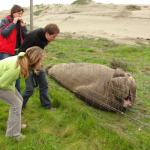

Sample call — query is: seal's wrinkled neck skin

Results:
[108,71,136,111]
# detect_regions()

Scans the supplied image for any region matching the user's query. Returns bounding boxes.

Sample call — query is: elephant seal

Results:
[47,63,136,112]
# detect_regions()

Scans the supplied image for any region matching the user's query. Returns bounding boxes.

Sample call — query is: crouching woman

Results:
[0,46,43,139]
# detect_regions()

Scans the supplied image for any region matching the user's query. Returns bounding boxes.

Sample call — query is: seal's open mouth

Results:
[123,91,132,108]
[125,90,132,101]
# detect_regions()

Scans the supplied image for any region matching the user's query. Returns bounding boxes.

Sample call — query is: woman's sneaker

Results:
[15,134,26,141]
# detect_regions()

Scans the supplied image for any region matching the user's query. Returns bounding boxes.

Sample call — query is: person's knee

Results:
[24,89,34,96]
[12,100,22,114]
[39,85,48,93]
[16,100,22,108]
[39,80,48,91]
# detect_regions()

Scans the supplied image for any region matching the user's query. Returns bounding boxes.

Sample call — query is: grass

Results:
[0,37,150,150]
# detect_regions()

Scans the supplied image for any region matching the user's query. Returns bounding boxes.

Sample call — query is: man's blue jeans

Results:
[22,70,51,109]
[0,53,10,59]
[0,53,21,92]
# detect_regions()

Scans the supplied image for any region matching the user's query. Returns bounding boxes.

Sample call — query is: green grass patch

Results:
[0,37,150,149]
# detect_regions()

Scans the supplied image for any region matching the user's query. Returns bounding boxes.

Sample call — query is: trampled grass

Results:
[0,37,150,150]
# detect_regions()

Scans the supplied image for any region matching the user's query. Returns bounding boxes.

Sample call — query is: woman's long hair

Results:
[10,5,24,17]
[17,46,44,78]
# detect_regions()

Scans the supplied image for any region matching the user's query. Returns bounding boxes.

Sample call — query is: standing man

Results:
[0,4,27,92]
[19,23,60,109]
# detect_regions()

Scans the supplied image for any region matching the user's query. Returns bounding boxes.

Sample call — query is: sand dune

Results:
[1,3,150,44]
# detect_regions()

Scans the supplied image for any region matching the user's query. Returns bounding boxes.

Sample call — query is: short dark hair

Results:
[10,5,24,16]
[44,24,60,35]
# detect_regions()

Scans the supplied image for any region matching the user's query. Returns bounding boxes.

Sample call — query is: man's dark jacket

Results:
[19,28,48,52]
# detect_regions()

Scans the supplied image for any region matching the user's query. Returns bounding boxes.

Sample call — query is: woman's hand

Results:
[13,17,21,24]
[20,21,26,27]
[13,17,26,26]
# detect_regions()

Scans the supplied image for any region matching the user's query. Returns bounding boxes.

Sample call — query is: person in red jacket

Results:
[0,4,27,92]
[0,4,27,58]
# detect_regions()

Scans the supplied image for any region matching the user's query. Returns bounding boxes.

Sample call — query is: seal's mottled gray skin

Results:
[47,63,136,111]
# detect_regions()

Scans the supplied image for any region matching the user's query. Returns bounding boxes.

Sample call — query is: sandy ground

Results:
[1,3,150,44]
